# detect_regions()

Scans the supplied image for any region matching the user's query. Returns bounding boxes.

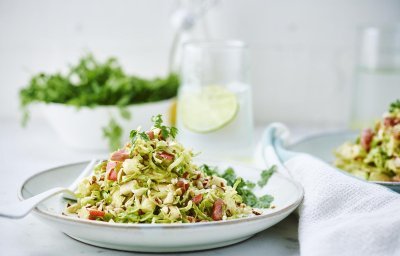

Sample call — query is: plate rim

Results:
[18,160,304,229]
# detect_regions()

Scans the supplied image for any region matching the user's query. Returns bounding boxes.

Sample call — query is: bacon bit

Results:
[146,130,155,140]
[392,175,400,182]
[192,194,203,205]
[176,179,189,193]
[108,170,118,181]
[158,152,174,161]
[106,161,117,173]
[88,209,105,220]
[187,216,196,223]
[110,149,130,161]
[138,209,144,215]
[212,199,224,221]
[99,175,105,181]
[394,130,400,140]
[202,179,209,188]
[252,209,262,215]
[384,117,400,127]
[196,174,201,180]
[182,172,189,179]
[361,128,374,152]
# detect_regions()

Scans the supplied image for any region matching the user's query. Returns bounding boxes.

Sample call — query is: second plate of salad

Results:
[289,100,400,192]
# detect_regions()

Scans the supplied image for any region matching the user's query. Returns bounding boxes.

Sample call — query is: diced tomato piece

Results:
[361,128,374,152]
[146,130,155,140]
[110,149,130,161]
[212,199,224,221]
[176,179,189,193]
[88,209,105,219]
[159,152,174,161]
[108,170,118,181]
[192,194,203,205]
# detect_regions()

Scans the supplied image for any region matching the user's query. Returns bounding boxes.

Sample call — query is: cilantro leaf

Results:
[152,114,163,128]
[151,114,178,139]
[170,126,178,138]
[254,194,274,208]
[199,164,218,176]
[221,167,237,186]
[119,107,131,120]
[198,165,275,209]
[130,130,149,145]
[389,100,400,113]
[257,165,276,188]
[102,118,123,151]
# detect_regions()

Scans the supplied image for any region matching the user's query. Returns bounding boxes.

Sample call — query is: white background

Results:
[0,0,399,125]
[1,2,399,254]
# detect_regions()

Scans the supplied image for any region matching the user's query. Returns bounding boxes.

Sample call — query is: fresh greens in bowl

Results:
[19,54,179,150]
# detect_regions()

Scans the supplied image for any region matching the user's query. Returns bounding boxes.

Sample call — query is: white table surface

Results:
[0,117,344,256]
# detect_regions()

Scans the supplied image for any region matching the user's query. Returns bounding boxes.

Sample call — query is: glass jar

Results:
[176,40,254,160]
[351,24,400,128]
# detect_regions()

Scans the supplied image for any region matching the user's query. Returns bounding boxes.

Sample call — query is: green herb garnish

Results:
[102,118,123,151]
[257,165,276,188]
[152,114,178,139]
[130,130,150,144]
[19,54,179,150]
[254,194,274,208]
[19,54,179,112]
[389,99,400,113]
[199,164,218,176]
[199,164,274,208]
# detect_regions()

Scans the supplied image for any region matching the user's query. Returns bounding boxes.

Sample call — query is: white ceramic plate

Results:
[288,131,400,192]
[19,161,303,252]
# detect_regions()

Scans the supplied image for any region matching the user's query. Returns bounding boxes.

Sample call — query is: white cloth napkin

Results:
[284,153,400,256]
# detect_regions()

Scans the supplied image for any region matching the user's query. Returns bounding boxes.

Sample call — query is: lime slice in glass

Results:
[181,85,238,133]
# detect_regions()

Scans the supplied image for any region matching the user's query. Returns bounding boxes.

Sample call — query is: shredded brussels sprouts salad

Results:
[66,115,275,223]
[335,100,400,182]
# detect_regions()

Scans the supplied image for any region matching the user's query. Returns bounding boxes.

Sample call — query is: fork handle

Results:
[0,187,71,219]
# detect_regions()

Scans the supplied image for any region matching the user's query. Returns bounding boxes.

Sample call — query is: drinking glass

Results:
[176,40,254,160]
[351,24,400,128]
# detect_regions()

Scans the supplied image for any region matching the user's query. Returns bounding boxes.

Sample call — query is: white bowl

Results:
[19,160,303,252]
[40,99,174,151]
